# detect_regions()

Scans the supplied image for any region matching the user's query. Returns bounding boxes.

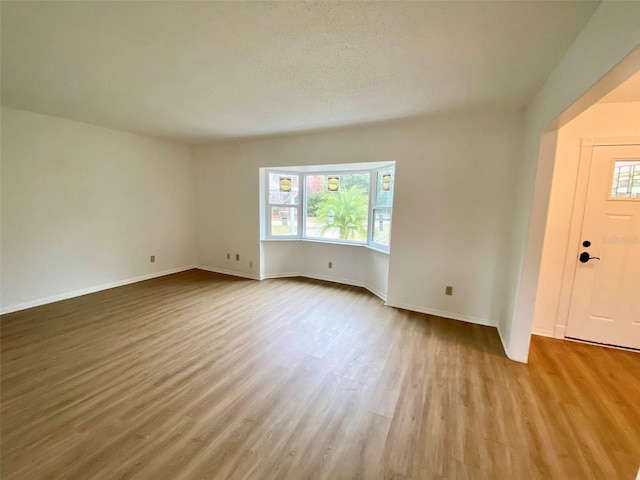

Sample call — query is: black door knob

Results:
[579,252,601,263]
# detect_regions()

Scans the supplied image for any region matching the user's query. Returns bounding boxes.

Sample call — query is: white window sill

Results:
[261,238,389,254]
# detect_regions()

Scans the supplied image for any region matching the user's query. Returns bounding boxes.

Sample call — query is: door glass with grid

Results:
[610,160,640,199]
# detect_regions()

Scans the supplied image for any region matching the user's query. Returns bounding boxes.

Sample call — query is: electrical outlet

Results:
[226,253,230,260]
[445,285,453,296]
[249,261,253,269]
[150,255,155,263]
[235,253,240,261]
[328,261,333,269]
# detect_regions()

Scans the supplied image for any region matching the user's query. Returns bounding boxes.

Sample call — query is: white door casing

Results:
[565,144,640,349]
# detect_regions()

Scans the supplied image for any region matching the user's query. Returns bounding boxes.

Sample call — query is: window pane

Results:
[305,173,370,242]
[270,206,298,236]
[375,169,394,206]
[372,208,392,247]
[269,173,299,204]
[611,161,640,199]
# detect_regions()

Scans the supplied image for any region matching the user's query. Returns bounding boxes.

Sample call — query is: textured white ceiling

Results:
[1,1,599,143]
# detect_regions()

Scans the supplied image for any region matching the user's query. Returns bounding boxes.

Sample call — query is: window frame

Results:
[302,169,371,245]
[266,171,301,238]
[369,168,395,250]
[264,164,395,252]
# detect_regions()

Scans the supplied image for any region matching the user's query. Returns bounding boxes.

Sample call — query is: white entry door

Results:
[565,144,640,350]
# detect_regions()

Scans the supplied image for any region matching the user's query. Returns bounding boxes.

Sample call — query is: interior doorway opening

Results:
[530,68,640,349]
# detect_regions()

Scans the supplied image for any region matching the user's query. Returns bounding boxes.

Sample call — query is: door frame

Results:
[553,136,640,339]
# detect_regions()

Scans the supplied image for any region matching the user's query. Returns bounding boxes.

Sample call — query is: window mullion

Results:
[269,203,297,208]
[368,170,377,246]
[300,173,305,240]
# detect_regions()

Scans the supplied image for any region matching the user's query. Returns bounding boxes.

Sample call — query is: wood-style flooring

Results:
[1,269,639,479]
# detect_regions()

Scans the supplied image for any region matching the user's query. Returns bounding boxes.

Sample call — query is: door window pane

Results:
[610,160,640,199]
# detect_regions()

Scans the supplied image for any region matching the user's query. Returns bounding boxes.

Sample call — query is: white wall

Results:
[262,241,389,300]
[504,1,640,362]
[532,101,640,337]
[0,107,196,313]
[194,111,524,329]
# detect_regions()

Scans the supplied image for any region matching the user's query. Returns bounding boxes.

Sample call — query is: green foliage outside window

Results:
[315,186,369,240]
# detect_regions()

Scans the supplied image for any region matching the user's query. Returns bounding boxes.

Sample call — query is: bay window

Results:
[263,162,395,251]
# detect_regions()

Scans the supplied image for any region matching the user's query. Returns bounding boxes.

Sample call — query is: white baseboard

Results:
[1,265,197,315]
[261,272,300,280]
[363,284,388,303]
[497,323,510,359]
[531,327,554,338]
[258,271,387,302]
[384,300,496,327]
[496,322,528,364]
[300,273,388,302]
[553,324,567,339]
[197,265,261,281]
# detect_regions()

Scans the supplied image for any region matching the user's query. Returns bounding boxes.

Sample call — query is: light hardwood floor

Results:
[1,269,639,479]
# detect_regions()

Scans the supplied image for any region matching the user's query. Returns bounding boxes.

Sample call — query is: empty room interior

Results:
[1,1,639,479]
